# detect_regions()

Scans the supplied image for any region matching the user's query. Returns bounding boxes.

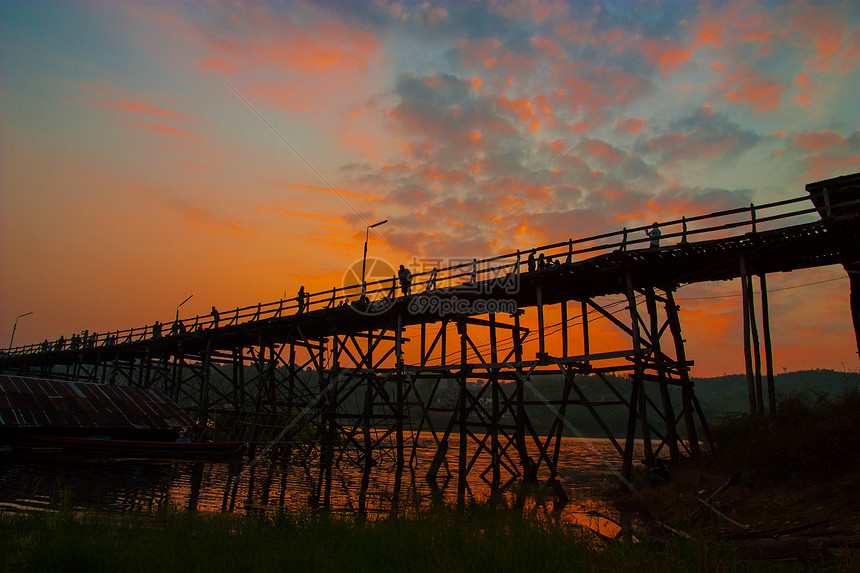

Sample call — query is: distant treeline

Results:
[66,362,857,439]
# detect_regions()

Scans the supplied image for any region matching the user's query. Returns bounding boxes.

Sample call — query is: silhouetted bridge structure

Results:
[3,172,859,507]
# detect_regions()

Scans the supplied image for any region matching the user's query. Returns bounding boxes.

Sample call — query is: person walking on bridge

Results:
[297,286,306,313]
[646,222,661,248]
[398,264,413,296]
[210,306,220,328]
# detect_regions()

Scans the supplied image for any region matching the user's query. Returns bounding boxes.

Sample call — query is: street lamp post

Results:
[8,311,33,351]
[175,294,193,322]
[361,220,388,296]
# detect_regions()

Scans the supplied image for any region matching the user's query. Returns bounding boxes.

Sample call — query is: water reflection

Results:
[0,436,642,535]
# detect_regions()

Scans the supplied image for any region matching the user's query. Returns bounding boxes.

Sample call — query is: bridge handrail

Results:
[5,192,849,357]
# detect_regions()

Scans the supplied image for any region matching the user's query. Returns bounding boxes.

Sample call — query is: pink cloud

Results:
[790,7,847,72]
[793,73,818,109]
[583,139,625,164]
[497,96,540,131]
[842,26,860,72]
[131,123,201,139]
[616,118,645,134]
[639,38,691,75]
[198,57,237,74]
[96,99,191,120]
[792,130,845,153]
[721,68,781,112]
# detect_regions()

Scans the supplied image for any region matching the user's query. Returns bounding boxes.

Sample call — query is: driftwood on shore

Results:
[695,496,751,530]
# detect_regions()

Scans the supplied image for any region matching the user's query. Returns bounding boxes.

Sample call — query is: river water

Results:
[0,436,644,534]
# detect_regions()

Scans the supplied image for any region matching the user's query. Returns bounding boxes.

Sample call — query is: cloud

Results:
[638,38,691,75]
[615,118,645,134]
[183,206,253,233]
[130,123,202,139]
[721,67,781,112]
[636,106,761,165]
[95,99,193,120]
[789,6,848,72]
[787,129,860,179]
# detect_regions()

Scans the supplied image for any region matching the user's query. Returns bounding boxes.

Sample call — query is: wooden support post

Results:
[550,368,573,481]
[581,300,590,367]
[740,257,757,415]
[198,339,213,439]
[536,285,546,360]
[440,321,447,367]
[748,275,764,417]
[646,288,679,459]
[513,311,529,475]
[626,271,652,465]
[395,314,405,490]
[759,274,776,414]
[490,313,500,491]
[846,264,860,367]
[457,316,469,496]
[665,291,699,457]
[561,301,568,358]
[359,336,374,515]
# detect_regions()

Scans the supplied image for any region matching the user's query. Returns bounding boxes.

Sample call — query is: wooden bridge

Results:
[2,172,858,508]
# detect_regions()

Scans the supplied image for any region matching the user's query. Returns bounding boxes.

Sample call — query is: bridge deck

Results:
[3,171,859,368]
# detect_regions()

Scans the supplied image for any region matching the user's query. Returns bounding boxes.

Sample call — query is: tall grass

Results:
[0,502,803,573]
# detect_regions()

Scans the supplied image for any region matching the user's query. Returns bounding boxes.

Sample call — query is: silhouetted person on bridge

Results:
[537,253,546,270]
[297,286,306,313]
[54,336,65,351]
[152,322,162,338]
[398,265,413,296]
[210,307,220,328]
[527,250,536,272]
[646,222,661,248]
[41,339,50,352]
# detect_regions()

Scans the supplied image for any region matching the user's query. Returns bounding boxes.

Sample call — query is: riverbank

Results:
[604,388,860,565]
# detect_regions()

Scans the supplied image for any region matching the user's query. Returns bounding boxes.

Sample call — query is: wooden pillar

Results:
[581,300,590,367]
[646,288,678,459]
[536,285,545,359]
[630,274,652,462]
[359,334,373,514]
[747,276,764,417]
[395,315,405,489]
[846,264,860,366]
[740,257,757,415]
[665,291,699,457]
[457,316,468,496]
[490,313,500,491]
[560,301,568,358]
[198,339,213,438]
[759,274,776,414]
[513,312,529,475]
[625,271,652,472]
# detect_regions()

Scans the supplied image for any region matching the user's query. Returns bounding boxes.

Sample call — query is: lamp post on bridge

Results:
[8,311,33,351]
[175,294,193,322]
[361,219,388,296]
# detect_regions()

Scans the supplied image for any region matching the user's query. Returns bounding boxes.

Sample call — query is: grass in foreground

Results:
[0,502,848,573]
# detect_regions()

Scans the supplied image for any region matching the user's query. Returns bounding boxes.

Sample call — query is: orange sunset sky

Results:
[1,0,858,377]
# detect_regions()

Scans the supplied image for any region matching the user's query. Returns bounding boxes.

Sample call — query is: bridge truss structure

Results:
[3,172,859,509]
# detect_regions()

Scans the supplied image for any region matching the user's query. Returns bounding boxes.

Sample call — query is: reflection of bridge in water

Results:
[3,172,859,509]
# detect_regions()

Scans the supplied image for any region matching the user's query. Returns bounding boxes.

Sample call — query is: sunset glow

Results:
[1,1,858,377]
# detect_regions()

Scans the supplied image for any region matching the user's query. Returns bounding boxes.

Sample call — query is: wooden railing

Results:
[5,191,854,357]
